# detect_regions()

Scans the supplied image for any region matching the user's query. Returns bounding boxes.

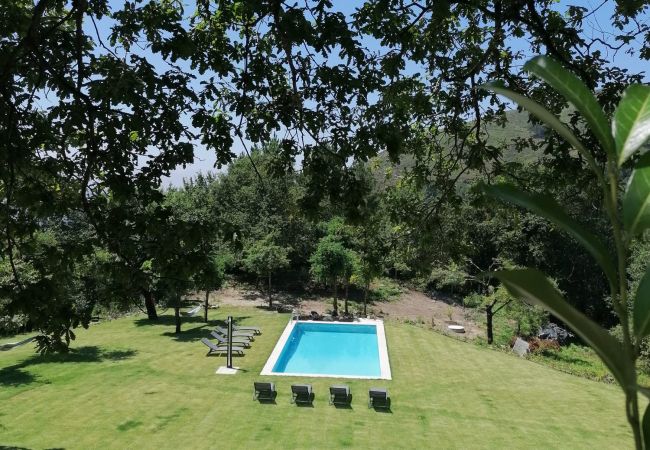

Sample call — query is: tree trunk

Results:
[332,280,338,316]
[204,290,210,323]
[175,306,181,334]
[486,305,494,345]
[344,279,349,315]
[363,283,369,316]
[268,272,273,309]
[144,290,158,320]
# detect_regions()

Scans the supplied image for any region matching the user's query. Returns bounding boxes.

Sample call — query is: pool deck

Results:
[260,318,392,380]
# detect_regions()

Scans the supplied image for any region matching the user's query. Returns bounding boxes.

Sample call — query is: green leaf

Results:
[634,264,650,339]
[479,82,600,176]
[492,268,633,388]
[523,55,615,158]
[624,153,650,236]
[129,131,139,142]
[644,403,650,449]
[614,84,650,165]
[485,184,617,289]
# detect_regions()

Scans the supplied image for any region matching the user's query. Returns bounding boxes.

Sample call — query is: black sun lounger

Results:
[210,330,251,347]
[201,338,245,356]
[368,388,390,409]
[253,382,276,401]
[291,384,313,405]
[329,385,352,406]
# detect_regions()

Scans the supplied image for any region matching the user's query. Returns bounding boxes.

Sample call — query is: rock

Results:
[512,337,530,357]
[538,323,574,344]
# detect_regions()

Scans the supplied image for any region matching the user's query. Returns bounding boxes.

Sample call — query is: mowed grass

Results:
[0,307,633,449]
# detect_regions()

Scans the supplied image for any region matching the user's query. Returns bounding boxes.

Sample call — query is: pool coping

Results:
[260,318,392,380]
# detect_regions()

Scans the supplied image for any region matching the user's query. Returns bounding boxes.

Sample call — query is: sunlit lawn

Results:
[0,307,633,449]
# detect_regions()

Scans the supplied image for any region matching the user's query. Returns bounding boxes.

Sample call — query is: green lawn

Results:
[0,307,633,449]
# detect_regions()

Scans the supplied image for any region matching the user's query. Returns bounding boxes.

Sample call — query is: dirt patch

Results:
[372,289,482,339]
[199,285,303,310]
[203,284,483,340]
[300,289,482,339]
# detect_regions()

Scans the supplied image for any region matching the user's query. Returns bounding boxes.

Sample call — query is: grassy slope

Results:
[0,307,632,449]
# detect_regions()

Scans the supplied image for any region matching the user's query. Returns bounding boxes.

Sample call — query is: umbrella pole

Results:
[227,315,233,369]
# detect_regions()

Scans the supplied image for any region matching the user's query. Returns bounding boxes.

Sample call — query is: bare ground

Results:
[199,283,482,340]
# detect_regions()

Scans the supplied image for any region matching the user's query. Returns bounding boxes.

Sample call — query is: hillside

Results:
[372,109,545,188]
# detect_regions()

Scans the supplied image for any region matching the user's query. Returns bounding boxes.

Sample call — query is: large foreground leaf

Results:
[485,184,617,288]
[492,269,633,388]
[614,84,650,165]
[634,265,650,340]
[480,82,599,176]
[524,56,615,159]
[624,153,650,236]
[641,405,650,448]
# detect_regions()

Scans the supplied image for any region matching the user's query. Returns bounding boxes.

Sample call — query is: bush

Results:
[0,314,28,335]
[528,338,561,354]
[463,292,483,308]
[369,277,402,302]
[611,324,650,375]
[427,262,469,294]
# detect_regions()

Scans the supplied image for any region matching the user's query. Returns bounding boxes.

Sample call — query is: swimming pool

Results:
[260,320,391,379]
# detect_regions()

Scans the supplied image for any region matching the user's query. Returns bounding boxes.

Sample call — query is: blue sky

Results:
[89,1,649,186]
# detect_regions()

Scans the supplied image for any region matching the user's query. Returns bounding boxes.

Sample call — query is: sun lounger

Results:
[329,385,352,406]
[210,330,251,347]
[253,382,276,401]
[291,384,313,405]
[234,325,261,335]
[368,388,390,409]
[200,338,245,356]
[215,326,255,340]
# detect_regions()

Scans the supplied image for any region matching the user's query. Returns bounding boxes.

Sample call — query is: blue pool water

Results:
[272,322,381,377]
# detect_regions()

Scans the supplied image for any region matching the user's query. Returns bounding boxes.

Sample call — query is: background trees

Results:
[242,236,290,309]
[309,236,350,316]
[1,1,649,363]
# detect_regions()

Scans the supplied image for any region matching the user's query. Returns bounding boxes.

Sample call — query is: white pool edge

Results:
[260,318,392,380]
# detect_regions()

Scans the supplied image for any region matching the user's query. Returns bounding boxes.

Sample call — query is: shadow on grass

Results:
[161,324,209,342]
[255,392,277,404]
[0,346,137,388]
[116,419,143,432]
[333,403,353,410]
[294,403,314,408]
[133,315,209,328]
[212,316,253,327]
[539,350,593,367]
[372,406,393,413]
[369,398,392,413]
[291,393,315,407]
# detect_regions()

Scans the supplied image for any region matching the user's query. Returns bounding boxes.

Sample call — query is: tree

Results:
[243,236,290,309]
[310,236,349,316]
[165,175,227,323]
[342,250,360,316]
[482,286,514,345]
[194,252,231,323]
[351,222,389,316]
[482,56,650,447]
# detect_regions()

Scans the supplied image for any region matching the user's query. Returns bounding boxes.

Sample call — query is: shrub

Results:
[528,338,561,354]
[369,277,402,302]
